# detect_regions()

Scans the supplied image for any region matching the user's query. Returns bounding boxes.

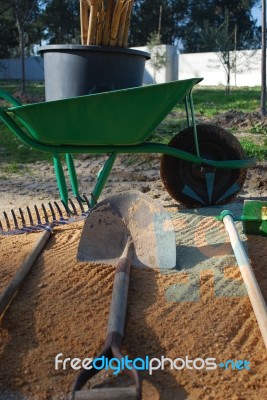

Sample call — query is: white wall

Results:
[0,47,263,87]
[135,46,263,87]
[178,50,262,87]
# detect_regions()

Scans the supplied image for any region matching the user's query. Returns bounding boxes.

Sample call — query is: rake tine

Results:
[42,204,50,225]
[0,219,3,232]
[54,201,66,222]
[3,211,11,231]
[60,200,71,218]
[18,207,38,233]
[34,205,42,226]
[53,201,67,225]
[27,206,34,226]
[19,208,26,227]
[11,209,19,230]
[68,198,78,215]
[75,196,85,214]
[82,193,91,210]
[48,202,57,222]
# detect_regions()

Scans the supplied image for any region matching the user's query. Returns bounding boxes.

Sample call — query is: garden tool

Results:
[72,191,176,399]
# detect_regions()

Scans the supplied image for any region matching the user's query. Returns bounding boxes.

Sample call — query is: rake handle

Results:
[222,213,267,349]
[0,229,51,317]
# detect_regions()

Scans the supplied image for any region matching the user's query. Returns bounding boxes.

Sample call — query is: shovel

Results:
[72,191,176,399]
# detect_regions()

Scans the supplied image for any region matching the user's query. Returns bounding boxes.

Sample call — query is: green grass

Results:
[0,125,53,165]
[0,163,30,180]
[239,138,267,161]
[191,86,261,117]
[2,163,21,173]
[0,79,45,97]
[150,117,187,144]
[249,121,267,135]
[165,85,261,118]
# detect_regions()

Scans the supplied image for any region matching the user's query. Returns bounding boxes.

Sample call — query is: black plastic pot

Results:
[39,45,150,101]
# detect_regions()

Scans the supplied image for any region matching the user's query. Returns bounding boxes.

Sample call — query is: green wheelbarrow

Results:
[0,78,254,210]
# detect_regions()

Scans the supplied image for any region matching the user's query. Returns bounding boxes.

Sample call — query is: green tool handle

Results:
[0,229,51,318]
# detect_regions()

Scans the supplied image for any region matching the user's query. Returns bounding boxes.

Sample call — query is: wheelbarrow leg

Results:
[66,153,116,206]
[66,153,84,202]
[53,153,116,209]
[184,92,200,157]
[53,153,69,207]
[90,152,117,207]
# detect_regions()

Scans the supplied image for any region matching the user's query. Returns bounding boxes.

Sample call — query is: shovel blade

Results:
[77,192,176,270]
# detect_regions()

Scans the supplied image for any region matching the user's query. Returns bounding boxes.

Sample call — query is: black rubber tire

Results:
[160,124,247,208]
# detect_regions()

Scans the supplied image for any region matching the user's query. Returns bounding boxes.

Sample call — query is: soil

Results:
[0,111,267,400]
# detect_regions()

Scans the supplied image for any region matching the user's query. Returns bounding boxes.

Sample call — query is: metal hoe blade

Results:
[77,191,176,270]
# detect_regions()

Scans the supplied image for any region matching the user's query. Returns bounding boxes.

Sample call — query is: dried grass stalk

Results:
[80,0,133,47]
[102,0,114,46]
[96,1,106,45]
[80,0,89,45]
[122,0,133,47]
[117,1,129,47]
[87,0,100,45]
[109,0,125,46]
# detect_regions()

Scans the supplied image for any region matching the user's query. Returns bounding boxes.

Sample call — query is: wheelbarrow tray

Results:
[8,78,202,146]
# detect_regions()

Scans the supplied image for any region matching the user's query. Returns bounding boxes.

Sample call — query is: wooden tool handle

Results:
[107,237,132,336]
[0,229,51,317]
[222,213,267,349]
[74,386,138,400]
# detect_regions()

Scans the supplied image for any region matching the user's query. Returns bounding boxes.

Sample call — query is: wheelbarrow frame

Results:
[0,81,254,209]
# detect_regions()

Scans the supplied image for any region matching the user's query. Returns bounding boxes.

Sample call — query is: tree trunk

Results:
[226,51,231,94]
[19,25,26,94]
[261,0,267,116]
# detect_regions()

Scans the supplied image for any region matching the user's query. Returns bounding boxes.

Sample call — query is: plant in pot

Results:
[40,0,150,101]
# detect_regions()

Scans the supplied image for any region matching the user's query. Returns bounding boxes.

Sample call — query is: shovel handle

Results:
[74,386,138,400]
[107,237,132,337]
[0,229,51,317]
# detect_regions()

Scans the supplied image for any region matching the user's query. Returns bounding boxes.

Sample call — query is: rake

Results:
[0,194,91,235]
[0,194,92,319]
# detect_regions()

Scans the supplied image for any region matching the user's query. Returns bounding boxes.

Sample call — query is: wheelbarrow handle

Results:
[73,386,138,400]
[0,88,22,107]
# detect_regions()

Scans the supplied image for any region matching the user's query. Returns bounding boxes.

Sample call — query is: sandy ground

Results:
[0,152,267,399]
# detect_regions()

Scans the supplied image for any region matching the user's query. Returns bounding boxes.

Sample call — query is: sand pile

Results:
[0,204,267,400]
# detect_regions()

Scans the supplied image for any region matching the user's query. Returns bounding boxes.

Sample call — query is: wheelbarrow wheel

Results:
[160,124,247,208]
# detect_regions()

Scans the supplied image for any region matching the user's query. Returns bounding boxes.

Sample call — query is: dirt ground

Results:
[1,111,267,399]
